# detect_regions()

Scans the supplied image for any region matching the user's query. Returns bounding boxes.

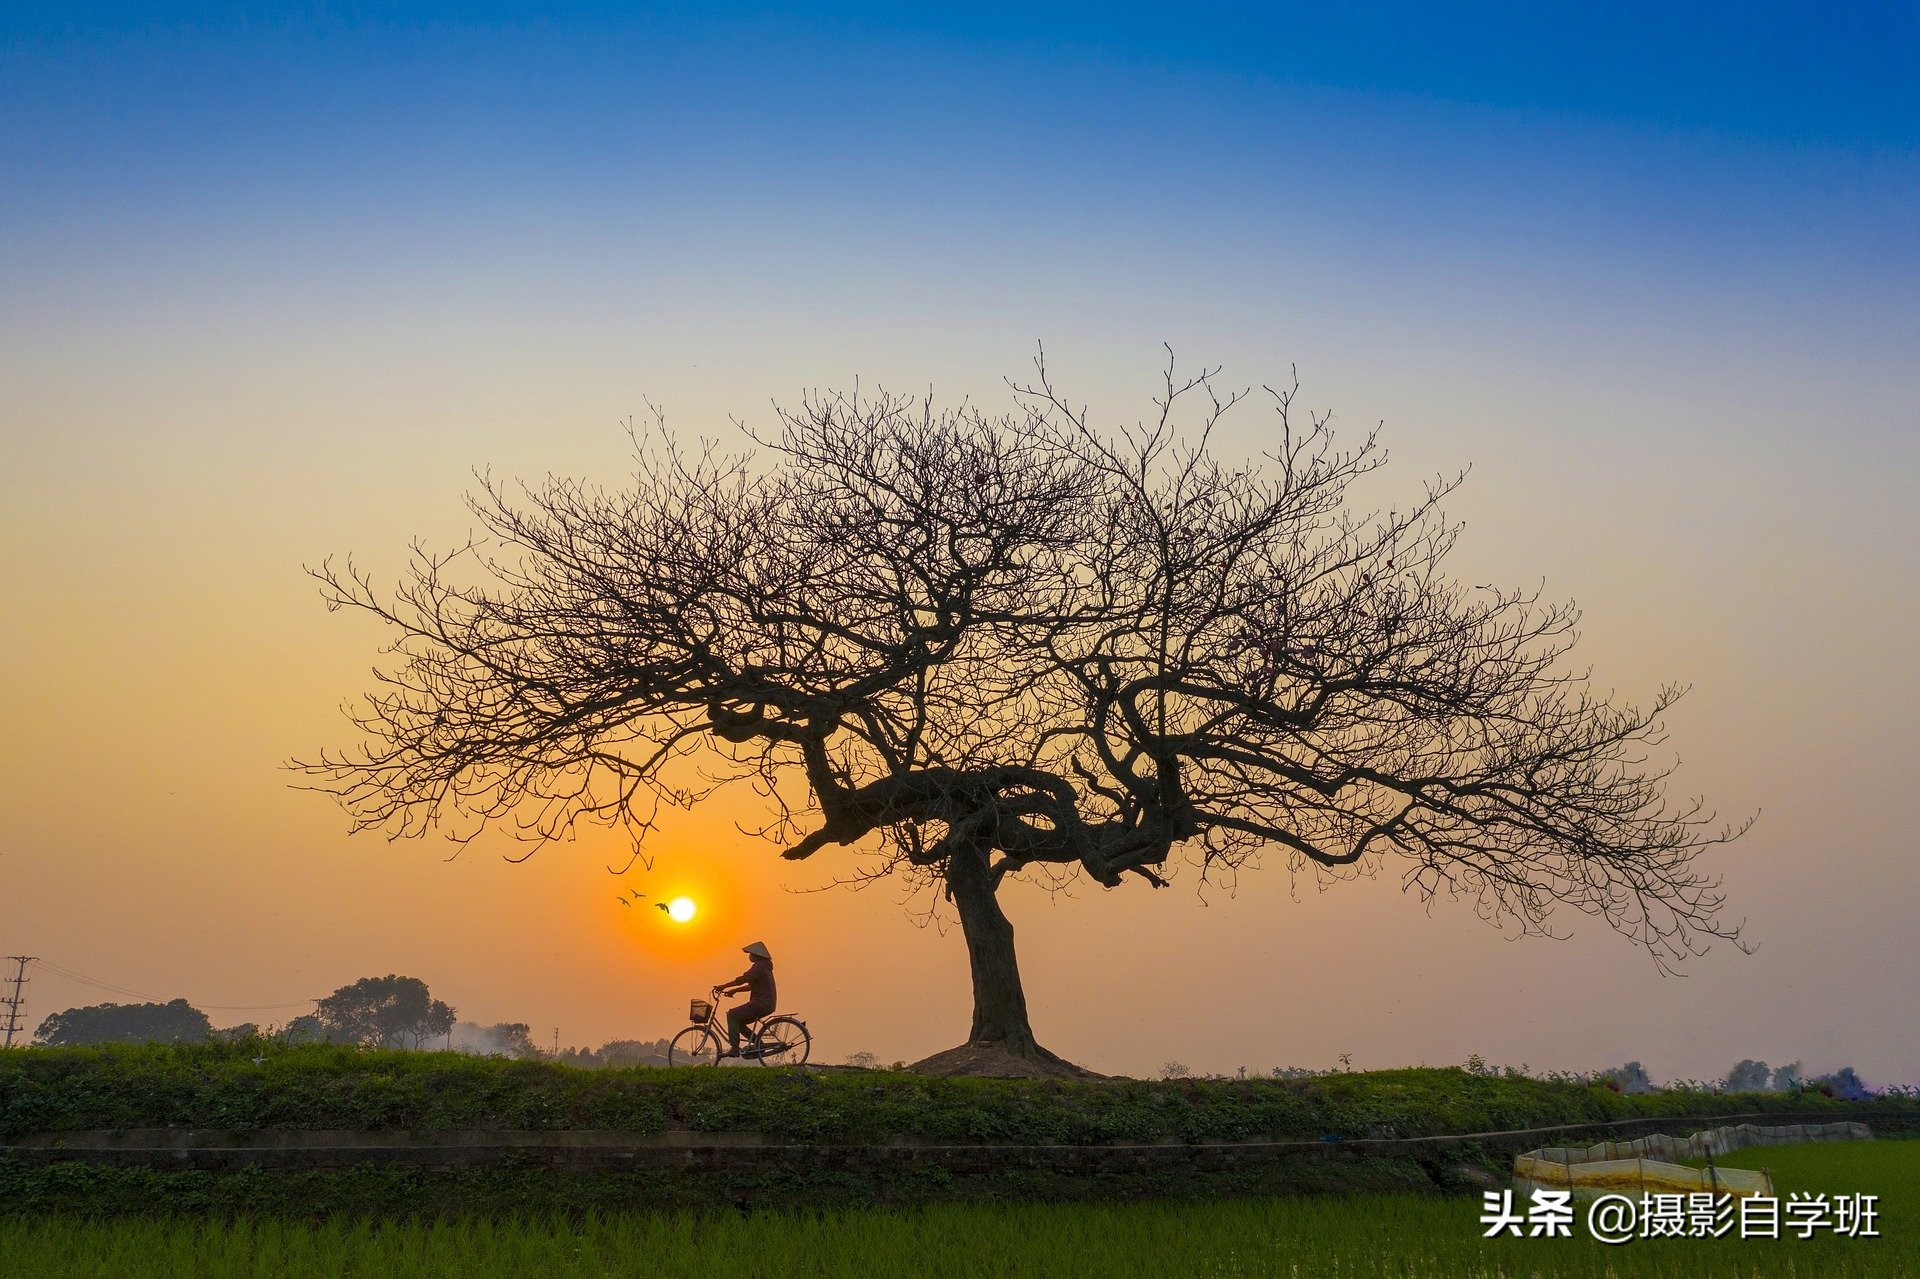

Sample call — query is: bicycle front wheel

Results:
[668,1025,721,1066]
[755,1015,811,1066]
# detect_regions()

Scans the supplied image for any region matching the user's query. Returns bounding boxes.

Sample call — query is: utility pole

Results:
[2,957,35,1048]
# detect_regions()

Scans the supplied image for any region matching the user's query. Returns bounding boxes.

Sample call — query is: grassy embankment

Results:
[11,1041,1910,1141]
[3,1041,1914,1218]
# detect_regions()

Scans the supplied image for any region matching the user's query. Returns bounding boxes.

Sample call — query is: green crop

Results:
[4,1140,1914,1279]
[0,1188,1911,1278]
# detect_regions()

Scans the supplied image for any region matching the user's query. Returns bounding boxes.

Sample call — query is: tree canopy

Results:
[299,975,455,1049]
[34,999,213,1047]
[300,355,1744,1069]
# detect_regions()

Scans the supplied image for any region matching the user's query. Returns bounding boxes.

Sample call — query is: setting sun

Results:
[666,896,697,923]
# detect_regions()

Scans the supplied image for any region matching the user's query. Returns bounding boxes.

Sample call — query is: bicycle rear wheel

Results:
[668,1025,721,1066]
[754,1015,811,1066]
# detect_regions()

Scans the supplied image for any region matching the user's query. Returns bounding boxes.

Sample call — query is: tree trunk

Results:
[945,839,1039,1054]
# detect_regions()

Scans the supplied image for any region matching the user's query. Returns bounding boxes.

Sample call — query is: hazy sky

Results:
[4,4,1916,1081]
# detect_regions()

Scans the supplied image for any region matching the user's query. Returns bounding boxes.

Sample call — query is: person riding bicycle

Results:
[715,941,777,1058]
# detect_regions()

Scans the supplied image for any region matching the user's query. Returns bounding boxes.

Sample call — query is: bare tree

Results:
[297,354,1745,1071]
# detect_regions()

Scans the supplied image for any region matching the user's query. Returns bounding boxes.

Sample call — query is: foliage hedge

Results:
[0,1151,1456,1219]
[5,1043,1915,1145]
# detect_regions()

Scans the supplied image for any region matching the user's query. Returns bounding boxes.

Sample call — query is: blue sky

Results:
[6,2,1917,147]
[6,3,1913,290]
[6,1,1913,408]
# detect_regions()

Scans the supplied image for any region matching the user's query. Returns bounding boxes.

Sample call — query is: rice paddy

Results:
[2,1140,1912,1278]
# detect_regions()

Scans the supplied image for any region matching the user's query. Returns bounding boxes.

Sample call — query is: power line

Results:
[27,959,320,1013]
[28,960,153,1004]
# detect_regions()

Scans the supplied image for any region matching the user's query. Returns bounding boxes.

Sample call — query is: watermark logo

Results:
[1479,1189,1879,1243]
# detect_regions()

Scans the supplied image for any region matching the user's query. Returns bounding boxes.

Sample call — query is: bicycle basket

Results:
[689,998,713,1024]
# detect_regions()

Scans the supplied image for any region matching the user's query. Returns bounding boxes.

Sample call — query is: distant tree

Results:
[1815,1066,1871,1100]
[34,999,212,1046]
[1724,1059,1772,1092]
[300,355,1748,1068]
[597,1037,671,1067]
[496,1023,539,1057]
[1158,1060,1192,1080]
[844,1051,882,1070]
[449,1020,539,1058]
[313,975,455,1048]
[1770,1061,1804,1092]
[279,1013,331,1043]
[1601,1061,1656,1094]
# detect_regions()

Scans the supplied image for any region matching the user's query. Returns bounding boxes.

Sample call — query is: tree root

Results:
[908,1040,1107,1080]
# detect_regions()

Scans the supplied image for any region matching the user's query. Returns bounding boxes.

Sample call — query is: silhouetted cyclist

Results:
[715,941,777,1058]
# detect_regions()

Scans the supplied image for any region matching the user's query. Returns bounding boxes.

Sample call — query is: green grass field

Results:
[3,1140,1911,1278]
[1691,1134,1920,1203]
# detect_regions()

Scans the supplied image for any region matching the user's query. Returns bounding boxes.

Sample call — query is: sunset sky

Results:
[4,4,1916,1082]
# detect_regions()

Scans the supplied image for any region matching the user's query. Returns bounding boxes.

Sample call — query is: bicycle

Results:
[667,987,811,1067]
